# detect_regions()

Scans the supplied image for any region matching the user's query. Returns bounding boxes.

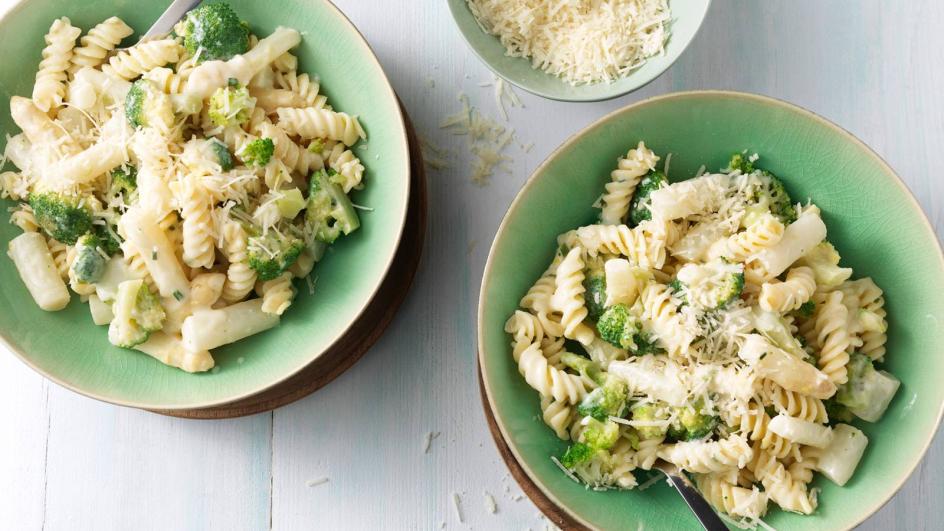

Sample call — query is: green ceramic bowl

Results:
[0,0,410,410]
[447,0,711,102]
[478,91,944,529]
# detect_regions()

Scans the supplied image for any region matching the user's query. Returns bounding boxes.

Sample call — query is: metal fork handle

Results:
[664,473,729,531]
[142,0,204,40]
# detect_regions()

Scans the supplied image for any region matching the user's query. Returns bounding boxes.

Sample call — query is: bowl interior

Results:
[0,0,409,409]
[447,0,711,102]
[479,91,944,529]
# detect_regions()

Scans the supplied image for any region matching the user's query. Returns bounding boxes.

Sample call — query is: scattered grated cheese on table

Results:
[484,491,497,514]
[306,477,329,488]
[451,492,464,523]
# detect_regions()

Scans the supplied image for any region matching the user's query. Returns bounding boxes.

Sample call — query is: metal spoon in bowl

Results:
[117,0,203,49]
[652,459,728,531]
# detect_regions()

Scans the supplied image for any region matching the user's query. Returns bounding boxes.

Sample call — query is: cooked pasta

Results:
[505,145,898,521]
[2,3,368,373]
[33,17,81,113]
[69,16,134,74]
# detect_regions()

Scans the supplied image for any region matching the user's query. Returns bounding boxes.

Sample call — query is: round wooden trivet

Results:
[478,368,590,531]
[151,111,427,419]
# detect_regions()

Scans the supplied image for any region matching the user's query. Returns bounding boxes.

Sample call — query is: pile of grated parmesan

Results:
[466,0,671,85]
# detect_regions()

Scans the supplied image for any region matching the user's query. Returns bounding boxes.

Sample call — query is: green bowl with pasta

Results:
[448,0,711,102]
[0,0,410,410]
[477,91,944,529]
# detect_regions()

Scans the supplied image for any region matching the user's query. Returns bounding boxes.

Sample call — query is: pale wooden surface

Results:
[1,1,942,530]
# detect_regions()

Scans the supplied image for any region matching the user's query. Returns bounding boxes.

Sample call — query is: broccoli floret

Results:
[583,259,606,321]
[757,171,796,224]
[727,153,796,224]
[209,139,234,171]
[246,228,304,281]
[560,442,595,468]
[581,418,620,450]
[596,304,640,350]
[631,403,670,439]
[796,242,853,289]
[237,137,274,167]
[125,79,174,129]
[561,352,603,385]
[28,192,93,245]
[667,401,718,441]
[107,278,165,348]
[727,152,755,174]
[208,83,255,127]
[276,187,306,219]
[180,2,250,62]
[824,397,855,425]
[70,233,107,283]
[110,165,137,195]
[628,170,667,226]
[93,224,123,255]
[753,307,811,362]
[796,300,816,318]
[633,333,661,356]
[305,169,360,244]
[577,375,628,421]
[836,351,902,422]
[673,259,744,310]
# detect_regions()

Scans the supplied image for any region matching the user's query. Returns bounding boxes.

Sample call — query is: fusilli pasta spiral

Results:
[69,16,133,74]
[33,17,81,112]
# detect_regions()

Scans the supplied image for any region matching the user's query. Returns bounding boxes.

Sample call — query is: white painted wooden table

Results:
[1,1,942,529]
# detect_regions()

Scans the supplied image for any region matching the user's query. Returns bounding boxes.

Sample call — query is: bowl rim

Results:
[446,0,712,103]
[476,89,944,529]
[0,0,411,411]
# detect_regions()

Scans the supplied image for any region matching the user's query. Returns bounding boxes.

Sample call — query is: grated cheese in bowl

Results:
[466,0,671,86]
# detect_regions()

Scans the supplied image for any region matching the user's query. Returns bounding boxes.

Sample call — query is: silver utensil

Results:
[118,0,203,48]
[652,459,728,531]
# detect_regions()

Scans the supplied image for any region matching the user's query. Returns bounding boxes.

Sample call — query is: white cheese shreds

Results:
[467,0,671,85]
[419,134,451,171]
[451,492,464,523]
[305,477,329,487]
[484,491,497,514]
[440,93,519,186]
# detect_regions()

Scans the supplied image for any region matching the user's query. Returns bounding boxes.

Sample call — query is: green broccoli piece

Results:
[208,83,255,127]
[70,233,107,283]
[583,258,606,321]
[795,242,853,289]
[180,2,250,63]
[577,375,628,421]
[756,171,796,225]
[667,401,718,441]
[125,79,173,129]
[561,352,603,385]
[628,170,667,226]
[28,192,93,245]
[834,352,902,422]
[107,278,165,348]
[582,418,620,450]
[824,397,855,425]
[727,153,796,224]
[596,303,640,350]
[237,137,274,167]
[560,442,595,468]
[633,333,661,356]
[727,152,755,174]
[209,139,234,171]
[673,259,744,310]
[796,300,816,318]
[110,165,137,195]
[305,169,360,244]
[93,224,123,255]
[246,228,304,281]
[631,403,673,440]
